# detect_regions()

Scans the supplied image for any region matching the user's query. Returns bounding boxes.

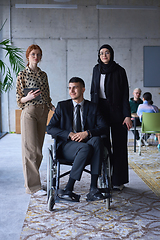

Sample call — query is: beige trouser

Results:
[21,104,49,194]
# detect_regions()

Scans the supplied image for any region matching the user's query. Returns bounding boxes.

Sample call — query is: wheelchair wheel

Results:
[48,194,55,211]
[98,148,112,210]
[47,146,56,211]
[99,159,110,189]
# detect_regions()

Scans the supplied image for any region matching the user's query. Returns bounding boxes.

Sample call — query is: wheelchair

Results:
[47,136,112,211]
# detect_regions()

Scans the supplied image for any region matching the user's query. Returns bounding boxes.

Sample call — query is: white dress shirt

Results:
[99,74,106,99]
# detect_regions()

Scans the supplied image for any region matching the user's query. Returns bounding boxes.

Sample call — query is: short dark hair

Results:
[69,77,85,88]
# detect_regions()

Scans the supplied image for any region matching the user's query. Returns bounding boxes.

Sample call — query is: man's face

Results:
[69,82,85,103]
[133,89,141,100]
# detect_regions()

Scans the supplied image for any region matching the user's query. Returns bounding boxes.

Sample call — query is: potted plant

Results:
[0,19,25,137]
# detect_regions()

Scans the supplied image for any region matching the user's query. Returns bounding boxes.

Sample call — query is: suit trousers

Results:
[60,136,103,181]
[21,104,49,194]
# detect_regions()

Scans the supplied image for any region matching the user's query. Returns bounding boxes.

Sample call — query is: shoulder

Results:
[84,99,97,108]
[57,99,72,107]
[39,69,47,74]
[17,68,27,80]
[115,63,126,73]
[153,105,159,112]
[59,99,72,104]
[39,69,47,78]
[84,99,95,105]
[54,100,72,115]
[93,64,100,72]
[41,71,47,75]
[137,103,144,109]
[18,68,26,76]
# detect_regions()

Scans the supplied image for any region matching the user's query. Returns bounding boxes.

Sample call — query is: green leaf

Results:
[0,37,25,92]
[0,60,6,75]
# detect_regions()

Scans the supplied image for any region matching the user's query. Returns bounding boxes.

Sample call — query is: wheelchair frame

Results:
[47,137,112,211]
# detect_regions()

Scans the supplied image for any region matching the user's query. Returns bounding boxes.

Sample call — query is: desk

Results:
[131,113,139,118]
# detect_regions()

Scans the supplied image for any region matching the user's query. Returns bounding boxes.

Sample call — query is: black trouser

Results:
[98,98,128,186]
[60,136,103,181]
[105,122,128,186]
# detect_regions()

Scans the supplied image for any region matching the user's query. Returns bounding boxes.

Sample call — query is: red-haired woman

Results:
[16,44,55,195]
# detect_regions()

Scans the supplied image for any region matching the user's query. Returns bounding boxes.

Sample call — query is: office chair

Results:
[47,136,112,211]
[138,112,160,155]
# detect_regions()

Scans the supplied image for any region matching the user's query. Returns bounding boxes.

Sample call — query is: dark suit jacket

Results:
[47,99,107,149]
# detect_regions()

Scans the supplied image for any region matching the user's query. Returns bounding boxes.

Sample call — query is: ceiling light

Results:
[15,4,77,9]
[96,5,158,10]
[54,0,71,2]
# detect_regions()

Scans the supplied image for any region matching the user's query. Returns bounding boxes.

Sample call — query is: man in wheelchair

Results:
[47,77,108,202]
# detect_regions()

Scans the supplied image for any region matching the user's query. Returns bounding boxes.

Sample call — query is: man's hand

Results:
[69,131,88,142]
[123,117,132,130]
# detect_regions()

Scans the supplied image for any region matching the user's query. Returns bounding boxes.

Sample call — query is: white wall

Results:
[1,0,160,132]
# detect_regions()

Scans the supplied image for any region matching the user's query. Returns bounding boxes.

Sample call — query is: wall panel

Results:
[1,0,160,132]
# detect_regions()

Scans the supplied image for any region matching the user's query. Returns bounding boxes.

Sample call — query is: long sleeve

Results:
[90,65,100,103]
[47,101,71,141]
[121,69,131,118]
[16,71,25,109]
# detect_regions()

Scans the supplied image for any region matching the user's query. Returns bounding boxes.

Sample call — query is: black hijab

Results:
[98,44,117,74]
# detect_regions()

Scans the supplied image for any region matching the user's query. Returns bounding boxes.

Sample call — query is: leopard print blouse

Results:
[16,66,52,110]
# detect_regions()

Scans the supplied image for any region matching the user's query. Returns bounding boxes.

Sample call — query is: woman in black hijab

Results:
[90,44,132,190]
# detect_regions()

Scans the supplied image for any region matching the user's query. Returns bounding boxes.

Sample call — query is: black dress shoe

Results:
[86,187,104,202]
[58,188,80,202]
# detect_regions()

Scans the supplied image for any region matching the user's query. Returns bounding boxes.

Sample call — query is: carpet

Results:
[128,144,160,197]
[20,168,160,240]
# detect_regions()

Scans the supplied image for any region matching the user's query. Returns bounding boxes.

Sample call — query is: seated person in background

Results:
[129,88,149,146]
[129,88,144,146]
[137,92,160,151]
[47,77,108,201]
[129,88,143,114]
